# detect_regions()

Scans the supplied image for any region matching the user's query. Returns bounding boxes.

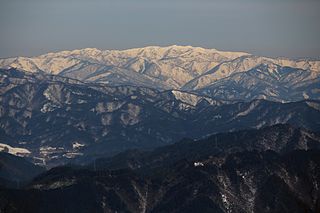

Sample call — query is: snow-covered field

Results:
[0,143,31,157]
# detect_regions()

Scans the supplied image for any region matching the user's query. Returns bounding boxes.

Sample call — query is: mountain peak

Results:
[0,46,319,102]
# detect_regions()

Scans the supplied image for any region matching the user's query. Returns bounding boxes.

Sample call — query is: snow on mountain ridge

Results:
[183,55,320,91]
[0,45,319,101]
[0,45,250,88]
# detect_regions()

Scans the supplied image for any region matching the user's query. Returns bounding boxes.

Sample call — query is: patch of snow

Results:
[77,99,87,104]
[33,179,76,190]
[236,100,261,117]
[213,115,222,120]
[172,90,214,106]
[63,152,83,159]
[194,162,204,167]
[221,193,231,212]
[303,92,310,99]
[40,146,57,151]
[18,141,28,145]
[41,103,59,113]
[72,142,85,149]
[0,143,31,157]
[306,101,320,111]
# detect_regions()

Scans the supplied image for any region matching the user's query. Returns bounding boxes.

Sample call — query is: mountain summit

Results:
[1,45,319,102]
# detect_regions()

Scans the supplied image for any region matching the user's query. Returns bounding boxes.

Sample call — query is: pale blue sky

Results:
[0,0,319,58]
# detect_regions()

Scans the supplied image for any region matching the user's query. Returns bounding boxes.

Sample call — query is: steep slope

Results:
[0,152,44,186]
[1,69,320,167]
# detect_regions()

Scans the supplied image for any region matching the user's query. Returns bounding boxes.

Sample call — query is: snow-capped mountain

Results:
[1,47,320,212]
[195,63,320,102]
[0,45,319,102]
[183,55,320,90]
[0,45,249,89]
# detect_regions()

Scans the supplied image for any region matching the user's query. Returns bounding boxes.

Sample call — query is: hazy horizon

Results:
[1,0,320,58]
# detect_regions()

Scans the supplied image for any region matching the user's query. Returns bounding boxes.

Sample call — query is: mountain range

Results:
[0,45,320,212]
[1,68,320,167]
[1,45,319,102]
